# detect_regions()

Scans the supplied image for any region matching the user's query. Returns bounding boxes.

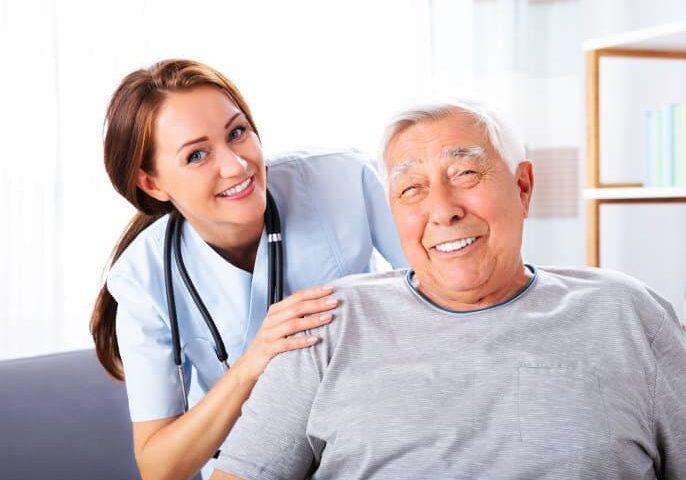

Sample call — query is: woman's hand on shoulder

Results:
[233,285,338,384]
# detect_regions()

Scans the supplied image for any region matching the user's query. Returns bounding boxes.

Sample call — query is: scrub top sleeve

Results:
[108,274,188,422]
[213,338,319,479]
[651,309,686,478]
[361,162,408,269]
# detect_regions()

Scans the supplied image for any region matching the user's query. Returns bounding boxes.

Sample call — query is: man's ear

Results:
[515,161,534,218]
[136,169,171,202]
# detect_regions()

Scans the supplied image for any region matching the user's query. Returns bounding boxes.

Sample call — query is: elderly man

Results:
[212,101,686,479]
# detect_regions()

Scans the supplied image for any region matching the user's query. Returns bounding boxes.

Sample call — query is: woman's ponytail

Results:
[90,212,164,379]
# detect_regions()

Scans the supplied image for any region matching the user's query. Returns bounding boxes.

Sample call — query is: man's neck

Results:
[414,263,533,312]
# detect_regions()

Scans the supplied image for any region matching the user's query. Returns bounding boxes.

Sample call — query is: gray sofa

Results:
[0,349,140,479]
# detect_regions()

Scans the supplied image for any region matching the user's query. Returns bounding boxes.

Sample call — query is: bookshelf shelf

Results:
[583,21,686,52]
[583,187,686,201]
[585,22,686,266]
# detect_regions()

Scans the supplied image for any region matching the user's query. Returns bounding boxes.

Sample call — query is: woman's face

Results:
[140,85,266,243]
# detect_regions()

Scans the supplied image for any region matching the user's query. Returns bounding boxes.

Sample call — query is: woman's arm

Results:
[210,471,241,480]
[130,285,338,480]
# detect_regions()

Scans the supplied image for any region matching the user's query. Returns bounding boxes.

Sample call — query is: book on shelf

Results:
[675,104,686,187]
[643,110,653,187]
[642,103,686,188]
[661,104,674,187]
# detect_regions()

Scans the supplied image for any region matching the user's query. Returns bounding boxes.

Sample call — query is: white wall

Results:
[581,0,686,40]
[468,0,586,267]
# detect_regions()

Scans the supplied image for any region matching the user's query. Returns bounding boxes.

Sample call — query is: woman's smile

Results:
[217,175,255,200]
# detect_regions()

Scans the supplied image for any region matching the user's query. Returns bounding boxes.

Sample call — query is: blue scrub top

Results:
[107,149,407,423]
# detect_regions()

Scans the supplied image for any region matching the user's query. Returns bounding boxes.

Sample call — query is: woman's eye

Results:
[228,126,246,141]
[188,150,207,163]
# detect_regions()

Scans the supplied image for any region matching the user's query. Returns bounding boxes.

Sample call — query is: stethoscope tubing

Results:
[163,188,283,413]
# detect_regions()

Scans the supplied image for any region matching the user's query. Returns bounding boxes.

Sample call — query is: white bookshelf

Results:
[585,22,686,266]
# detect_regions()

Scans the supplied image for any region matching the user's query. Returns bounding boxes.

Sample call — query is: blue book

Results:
[651,109,663,187]
[642,110,653,187]
[674,104,686,187]
[661,104,674,187]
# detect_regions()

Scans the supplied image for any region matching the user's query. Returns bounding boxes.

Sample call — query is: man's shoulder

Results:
[538,264,650,292]
[307,269,408,340]
[537,265,675,340]
[330,269,408,297]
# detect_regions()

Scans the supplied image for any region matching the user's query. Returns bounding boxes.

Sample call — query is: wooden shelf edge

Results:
[583,187,686,200]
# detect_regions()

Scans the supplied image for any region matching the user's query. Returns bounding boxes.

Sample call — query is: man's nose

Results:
[218,147,248,178]
[427,182,464,225]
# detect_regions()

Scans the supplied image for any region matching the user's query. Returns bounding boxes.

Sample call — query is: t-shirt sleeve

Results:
[213,337,321,480]
[651,308,686,478]
[108,272,189,421]
[360,159,408,269]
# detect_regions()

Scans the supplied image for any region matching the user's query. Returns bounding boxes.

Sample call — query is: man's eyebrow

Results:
[176,112,243,154]
[442,145,485,158]
[388,159,421,184]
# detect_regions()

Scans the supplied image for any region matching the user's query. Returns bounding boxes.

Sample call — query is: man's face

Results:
[385,113,533,309]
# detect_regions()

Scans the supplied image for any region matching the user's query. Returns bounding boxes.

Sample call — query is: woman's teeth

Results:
[218,177,252,197]
[435,236,476,253]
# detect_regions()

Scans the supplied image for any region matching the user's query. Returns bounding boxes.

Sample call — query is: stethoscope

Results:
[163,189,283,413]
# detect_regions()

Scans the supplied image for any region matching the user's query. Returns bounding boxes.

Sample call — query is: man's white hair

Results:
[380,99,526,180]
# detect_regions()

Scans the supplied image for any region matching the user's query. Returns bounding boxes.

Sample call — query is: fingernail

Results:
[307,336,319,344]
[319,313,333,322]
[325,297,338,306]
[321,285,334,291]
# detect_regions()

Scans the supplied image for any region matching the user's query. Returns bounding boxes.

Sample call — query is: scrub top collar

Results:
[181,219,270,361]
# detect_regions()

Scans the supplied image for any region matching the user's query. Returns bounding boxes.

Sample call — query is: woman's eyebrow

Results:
[224,112,243,129]
[176,112,244,154]
[177,136,208,154]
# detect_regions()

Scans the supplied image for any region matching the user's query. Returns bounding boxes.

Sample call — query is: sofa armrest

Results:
[0,349,140,479]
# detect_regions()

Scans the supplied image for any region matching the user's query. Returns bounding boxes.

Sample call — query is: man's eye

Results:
[451,170,480,184]
[228,126,246,141]
[400,185,421,197]
[188,150,207,163]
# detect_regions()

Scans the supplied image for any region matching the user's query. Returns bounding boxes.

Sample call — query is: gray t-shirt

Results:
[215,266,686,479]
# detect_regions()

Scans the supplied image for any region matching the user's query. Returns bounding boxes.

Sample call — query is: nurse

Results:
[90,59,406,480]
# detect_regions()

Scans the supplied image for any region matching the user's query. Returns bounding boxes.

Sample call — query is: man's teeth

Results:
[435,237,476,253]
[219,177,252,197]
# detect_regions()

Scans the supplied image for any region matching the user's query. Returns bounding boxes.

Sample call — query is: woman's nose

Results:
[218,148,248,178]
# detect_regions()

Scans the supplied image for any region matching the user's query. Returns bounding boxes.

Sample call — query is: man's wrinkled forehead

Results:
[387,144,487,184]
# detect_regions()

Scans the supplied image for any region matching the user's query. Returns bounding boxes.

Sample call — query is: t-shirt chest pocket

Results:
[517,363,610,448]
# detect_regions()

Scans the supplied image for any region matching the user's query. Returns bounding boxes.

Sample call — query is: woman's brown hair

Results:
[91,59,259,380]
